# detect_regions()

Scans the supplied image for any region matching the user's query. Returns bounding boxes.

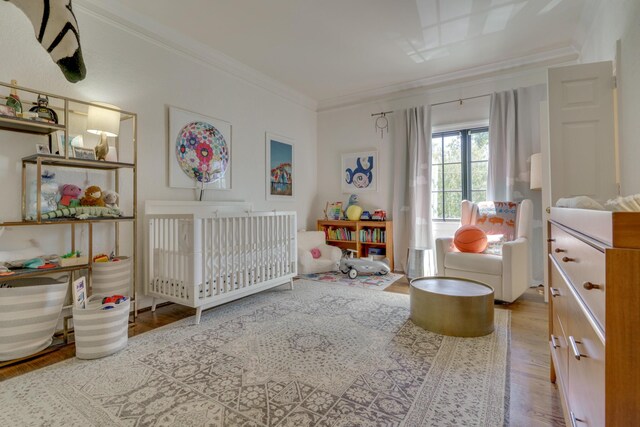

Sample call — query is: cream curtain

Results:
[487,84,546,283]
[392,106,433,272]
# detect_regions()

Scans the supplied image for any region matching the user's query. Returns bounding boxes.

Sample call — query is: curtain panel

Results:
[392,106,433,272]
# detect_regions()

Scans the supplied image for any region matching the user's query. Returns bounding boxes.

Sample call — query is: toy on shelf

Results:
[344,194,363,221]
[103,190,119,209]
[360,211,372,220]
[80,185,105,207]
[339,249,390,279]
[59,250,87,267]
[371,209,387,221]
[327,202,343,220]
[59,184,82,208]
[26,206,122,221]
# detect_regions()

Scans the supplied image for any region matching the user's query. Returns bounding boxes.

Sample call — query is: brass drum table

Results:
[410,277,494,337]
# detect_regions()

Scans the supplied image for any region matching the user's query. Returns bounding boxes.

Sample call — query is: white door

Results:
[548,61,617,205]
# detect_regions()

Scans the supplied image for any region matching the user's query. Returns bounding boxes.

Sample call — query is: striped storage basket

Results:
[0,277,68,361]
[91,256,131,296]
[72,297,129,360]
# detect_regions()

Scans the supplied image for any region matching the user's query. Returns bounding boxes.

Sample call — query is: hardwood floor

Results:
[1,278,565,425]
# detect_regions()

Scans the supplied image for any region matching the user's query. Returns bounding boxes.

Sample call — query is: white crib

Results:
[145,202,296,324]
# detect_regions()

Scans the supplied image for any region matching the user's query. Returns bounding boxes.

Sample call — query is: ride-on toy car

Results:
[339,249,391,279]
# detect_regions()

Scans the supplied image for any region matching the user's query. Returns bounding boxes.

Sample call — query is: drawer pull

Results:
[562,256,575,263]
[550,287,560,297]
[570,411,584,427]
[554,248,566,253]
[547,238,556,242]
[550,335,559,349]
[583,281,602,290]
[569,336,586,360]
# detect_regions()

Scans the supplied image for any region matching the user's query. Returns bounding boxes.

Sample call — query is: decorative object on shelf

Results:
[344,194,363,221]
[72,145,96,160]
[371,209,387,220]
[103,190,119,209]
[26,170,60,217]
[169,106,232,193]
[5,1,86,82]
[80,185,105,207]
[35,143,50,154]
[341,150,378,193]
[29,95,58,123]
[5,80,22,114]
[59,184,82,207]
[371,110,393,138]
[0,104,16,117]
[59,250,87,267]
[72,276,87,309]
[327,202,343,220]
[26,206,122,221]
[360,210,372,220]
[86,103,120,161]
[266,133,294,200]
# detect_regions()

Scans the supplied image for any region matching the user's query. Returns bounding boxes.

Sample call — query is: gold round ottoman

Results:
[410,276,494,337]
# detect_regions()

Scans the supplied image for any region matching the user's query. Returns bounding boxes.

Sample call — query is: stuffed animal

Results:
[80,186,105,207]
[102,190,119,209]
[343,194,359,219]
[59,184,82,208]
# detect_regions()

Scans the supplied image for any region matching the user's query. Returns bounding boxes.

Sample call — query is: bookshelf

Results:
[317,219,394,271]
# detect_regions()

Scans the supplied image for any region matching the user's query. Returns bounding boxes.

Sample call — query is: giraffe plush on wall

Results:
[4,0,86,82]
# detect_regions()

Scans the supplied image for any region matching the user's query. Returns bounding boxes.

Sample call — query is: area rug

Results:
[299,271,403,291]
[0,281,509,427]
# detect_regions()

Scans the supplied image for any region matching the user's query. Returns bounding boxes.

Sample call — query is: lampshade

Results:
[86,103,120,137]
[530,152,542,190]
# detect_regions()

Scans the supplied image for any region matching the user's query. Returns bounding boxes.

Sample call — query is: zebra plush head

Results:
[4,0,86,82]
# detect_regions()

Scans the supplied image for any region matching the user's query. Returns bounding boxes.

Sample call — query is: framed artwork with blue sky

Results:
[266,133,294,200]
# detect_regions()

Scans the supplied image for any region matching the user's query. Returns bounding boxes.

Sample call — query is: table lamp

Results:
[86,103,120,161]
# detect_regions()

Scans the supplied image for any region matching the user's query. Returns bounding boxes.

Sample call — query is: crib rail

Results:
[147,211,297,309]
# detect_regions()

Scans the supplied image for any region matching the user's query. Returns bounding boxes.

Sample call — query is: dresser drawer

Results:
[550,224,606,330]
[567,292,605,427]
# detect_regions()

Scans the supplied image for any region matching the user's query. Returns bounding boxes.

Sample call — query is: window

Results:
[431,127,489,221]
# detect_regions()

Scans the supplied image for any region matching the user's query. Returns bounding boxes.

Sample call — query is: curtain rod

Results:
[430,93,491,108]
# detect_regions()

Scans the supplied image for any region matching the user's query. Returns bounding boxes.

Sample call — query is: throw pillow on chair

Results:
[310,248,321,259]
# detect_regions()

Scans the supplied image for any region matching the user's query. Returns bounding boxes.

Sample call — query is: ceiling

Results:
[121,0,600,107]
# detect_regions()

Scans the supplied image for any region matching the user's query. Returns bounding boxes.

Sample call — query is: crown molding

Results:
[317,45,579,112]
[74,0,318,112]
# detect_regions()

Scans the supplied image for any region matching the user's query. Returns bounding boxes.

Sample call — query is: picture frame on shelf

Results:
[341,150,378,193]
[72,146,96,160]
[35,143,50,154]
[266,133,294,200]
[168,106,232,190]
[54,131,83,156]
[72,276,87,309]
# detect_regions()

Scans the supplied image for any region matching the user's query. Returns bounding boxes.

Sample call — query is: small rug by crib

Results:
[299,271,403,291]
[0,281,509,426]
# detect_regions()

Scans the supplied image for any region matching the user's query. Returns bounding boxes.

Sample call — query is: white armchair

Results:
[297,231,342,274]
[435,200,532,303]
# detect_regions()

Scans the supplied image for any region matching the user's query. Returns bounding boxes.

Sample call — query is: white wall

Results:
[579,0,640,195]
[0,6,317,300]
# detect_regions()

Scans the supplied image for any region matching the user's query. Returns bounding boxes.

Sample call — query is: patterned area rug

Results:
[0,281,509,427]
[299,271,403,291]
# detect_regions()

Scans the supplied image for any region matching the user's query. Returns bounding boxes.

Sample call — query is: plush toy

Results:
[102,190,119,209]
[26,170,60,217]
[343,194,359,219]
[59,184,82,207]
[80,185,105,207]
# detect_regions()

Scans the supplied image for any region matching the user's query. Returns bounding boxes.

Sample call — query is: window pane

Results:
[443,134,461,163]
[444,192,462,220]
[431,137,442,164]
[472,190,487,203]
[431,164,442,191]
[432,191,443,219]
[443,163,462,191]
[471,161,488,191]
[471,131,489,161]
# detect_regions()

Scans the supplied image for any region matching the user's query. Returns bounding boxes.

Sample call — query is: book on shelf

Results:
[324,226,354,241]
[359,228,386,243]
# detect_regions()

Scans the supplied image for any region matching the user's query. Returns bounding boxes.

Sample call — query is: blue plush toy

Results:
[344,194,359,219]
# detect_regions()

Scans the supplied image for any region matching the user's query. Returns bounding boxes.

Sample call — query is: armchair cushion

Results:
[444,252,502,275]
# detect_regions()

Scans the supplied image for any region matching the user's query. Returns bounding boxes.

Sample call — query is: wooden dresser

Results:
[548,208,640,426]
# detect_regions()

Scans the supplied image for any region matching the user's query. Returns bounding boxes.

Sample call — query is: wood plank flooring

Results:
[1,277,565,425]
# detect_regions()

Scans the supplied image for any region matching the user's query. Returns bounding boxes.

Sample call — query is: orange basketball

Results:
[454,225,488,253]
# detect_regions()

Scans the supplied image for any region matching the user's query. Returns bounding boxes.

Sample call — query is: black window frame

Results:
[431,126,489,222]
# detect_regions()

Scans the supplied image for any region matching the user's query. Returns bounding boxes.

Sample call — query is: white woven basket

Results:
[91,256,131,296]
[72,296,129,360]
[0,277,68,361]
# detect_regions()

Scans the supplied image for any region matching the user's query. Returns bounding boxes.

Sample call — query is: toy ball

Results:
[346,205,363,221]
[454,225,488,253]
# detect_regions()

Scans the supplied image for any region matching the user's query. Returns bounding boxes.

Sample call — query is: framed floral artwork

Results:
[341,150,378,193]
[266,133,294,200]
[168,106,232,190]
